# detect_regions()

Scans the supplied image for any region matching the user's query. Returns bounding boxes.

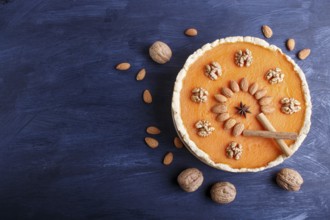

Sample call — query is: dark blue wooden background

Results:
[0,0,330,219]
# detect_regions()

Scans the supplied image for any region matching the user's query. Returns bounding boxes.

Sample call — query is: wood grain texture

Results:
[0,0,330,219]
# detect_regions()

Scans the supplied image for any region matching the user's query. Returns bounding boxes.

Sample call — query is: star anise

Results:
[235,102,251,118]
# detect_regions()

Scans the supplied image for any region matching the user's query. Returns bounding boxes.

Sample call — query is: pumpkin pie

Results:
[172,36,311,172]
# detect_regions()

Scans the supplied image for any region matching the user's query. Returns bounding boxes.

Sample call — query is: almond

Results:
[224,118,236,130]
[298,48,311,60]
[211,104,227,114]
[261,105,275,114]
[262,25,273,38]
[143,89,152,104]
[259,96,273,106]
[163,152,173,165]
[146,126,161,135]
[230,80,240,93]
[214,94,227,103]
[145,137,159,148]
[174,137,183,149]
[221,87,234,98]
[185,28,198,37]
[216,113,230,122]
[116,62,131,70]
[136,68,146,81]
[240,78,249,92]
[255,89,267,100]
[232,123,244,136]
[249,82,259,95]
[286,39,295,51]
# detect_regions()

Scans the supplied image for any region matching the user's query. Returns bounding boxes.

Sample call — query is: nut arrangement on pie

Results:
[172,36,311,172]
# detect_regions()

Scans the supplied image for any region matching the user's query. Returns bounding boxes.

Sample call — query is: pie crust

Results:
[171,36,312,172]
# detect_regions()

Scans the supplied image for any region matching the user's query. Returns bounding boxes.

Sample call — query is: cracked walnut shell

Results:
[276,168,304,191]
[177,168,204,192]
[210,182,236,204]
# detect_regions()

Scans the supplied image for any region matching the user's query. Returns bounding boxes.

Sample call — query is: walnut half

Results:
[226,142,243,160]
[281,97,301,115]
[276,168,304,191]
[235,49,253,67]
[265,68,285,84]
[205,62,222,80]
[191,87,208,103]
[195,120,215,137]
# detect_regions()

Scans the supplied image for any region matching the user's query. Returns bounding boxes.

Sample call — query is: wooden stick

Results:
[243,130,298,140]
[256,113,293,157]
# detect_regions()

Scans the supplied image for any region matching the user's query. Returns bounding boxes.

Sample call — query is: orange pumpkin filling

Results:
[180,42,306,169]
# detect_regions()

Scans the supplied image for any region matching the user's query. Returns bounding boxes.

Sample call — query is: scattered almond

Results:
[136,68,146,81]
[232,123,244,136]
[214,94,227,103]
[224,118,236,130]
[221,87,234,98]
[240,78,249,92]
[230,80,240,93]
[163,152,173,165]
[262,25,273,38]
[174,137,183,149]
[249,82,258,95]
[286,39,295,51]
[216,112,230,122]
[116,62,131,70]
[259,96,273,106]
[261,105,275,114]
[143,89,152,104]
[255,89,267,100]
[146,126,161,135]
[211,104,227,114]
[298,48,311,60]
[145,137,159,148]
[185,28,198,37]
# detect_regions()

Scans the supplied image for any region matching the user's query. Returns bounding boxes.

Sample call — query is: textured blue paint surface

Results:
[0,0,330,219]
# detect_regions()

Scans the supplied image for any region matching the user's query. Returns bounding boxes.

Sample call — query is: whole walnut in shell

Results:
[276,168,304,191]
[210,182,236,204]
[149,41,172,64]
[177,168,203,192]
